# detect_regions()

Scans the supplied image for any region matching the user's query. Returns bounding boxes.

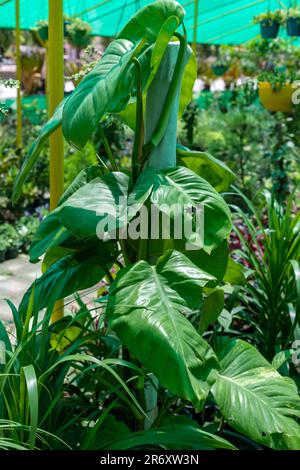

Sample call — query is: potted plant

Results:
[257,70,295,112]
[35,19,69,42]
[66,18,92,59]
[253,10,284,39]
[0,237,8,263]
[286,8,300,36]
[21,48,45,95]
[0,223,20,260]
[211,58,229,77]
[36,20,49,41]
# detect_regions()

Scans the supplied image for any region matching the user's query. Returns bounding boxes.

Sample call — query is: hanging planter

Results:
[253,10,284,39]
[212,63,228,76]
[36,21,49,41]
[258,81,294,113]
[36,19,69,42]
[286,9,300,36]
[260,21,280,38]
[66,18,92,49]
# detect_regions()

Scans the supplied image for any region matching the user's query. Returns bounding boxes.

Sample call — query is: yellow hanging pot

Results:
[258,82,294,113]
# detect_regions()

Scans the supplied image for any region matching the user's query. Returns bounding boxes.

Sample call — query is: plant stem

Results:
[99,126,119,172]
[103,265,114,285]
[138,237,148,261]
[119,239,131,266]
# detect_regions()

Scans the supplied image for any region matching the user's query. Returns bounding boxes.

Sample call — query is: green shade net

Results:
[0,0,295,45]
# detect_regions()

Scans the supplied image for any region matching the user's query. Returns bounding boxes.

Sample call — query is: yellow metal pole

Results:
[192,0,199,54]
[15,0,22,148]
[46,44,50,113]
[48,0,64,321]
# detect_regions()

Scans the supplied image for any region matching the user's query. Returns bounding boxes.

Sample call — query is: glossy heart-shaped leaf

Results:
[150,166,232,253]
[62,39,139,149]
[177,146,236,192]
[58,170,156,241]
[106,250,219,409]
[58,172,129,239]
[29,166,106,262]
[117,0,185,43]
[212,338,300,450]
[29,212,70,263]
[20,241,115,317]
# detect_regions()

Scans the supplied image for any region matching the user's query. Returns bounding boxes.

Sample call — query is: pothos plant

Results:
[12,1,300,450]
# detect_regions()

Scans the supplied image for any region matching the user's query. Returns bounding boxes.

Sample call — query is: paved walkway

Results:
[0,255,41,324]
[0,255,102,326]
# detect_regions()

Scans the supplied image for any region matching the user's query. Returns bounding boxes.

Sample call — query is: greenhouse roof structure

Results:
[0,0,294,45]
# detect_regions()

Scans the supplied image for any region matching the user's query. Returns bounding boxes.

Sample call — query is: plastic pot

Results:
[5,247,19,260]
[64,20,70,37]
[287,17,300,36]
[259,82,294,113]
[69,30,90,48]
[37,25,48,41]
[0,250,6,263]
[212,64,228,76]
[38,21,69,42]
[260,21,280,39]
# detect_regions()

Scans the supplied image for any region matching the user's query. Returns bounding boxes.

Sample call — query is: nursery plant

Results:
[0,223,20,260]
[11,0,300,450]
[211,58,229,77]
[286,7,300,36]
[229,189,300,362]
[0,236,8,262]
[257,70,297,113]
[253,10,285,39]
[35,20,49,41]
[66,18,92,52]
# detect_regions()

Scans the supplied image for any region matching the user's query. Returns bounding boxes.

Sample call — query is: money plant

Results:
[12,0,300,450]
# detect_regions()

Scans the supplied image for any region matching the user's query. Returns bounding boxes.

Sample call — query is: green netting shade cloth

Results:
[0,0,295,45]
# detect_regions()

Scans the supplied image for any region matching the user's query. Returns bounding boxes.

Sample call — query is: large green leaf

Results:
[117,0,185,43]
[12,99,66,204]
[58,165,105,205]
[62,39,140,149]
[58,172,129,239]
[212,338,300,450]
[148,16,181,85]
[223,257,246,286]
[104,416,235,450]
[175,240,229,280]
[127,167,156,219]
[199,288,224,334]
[106,250,219,409]
[119,43,195,131]
[19,242,114,317]
[29,212,70,263]
[150,166,232,253]
[30,167,153,261]
[58,169,157,240]
[29,166,105,262]
[104,0,186,129]
[177,146,236,192]
[178,52,197,117]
